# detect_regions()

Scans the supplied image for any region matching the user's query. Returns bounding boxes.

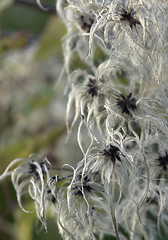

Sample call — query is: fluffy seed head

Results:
[119,7,141,28]
[156,152,168,171]
[101,144,121,163]
[116,92,137,115]
[87,78,99,97]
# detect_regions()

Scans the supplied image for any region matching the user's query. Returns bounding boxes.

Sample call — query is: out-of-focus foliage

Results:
[0,0,55,33]
[0,2,67,240]
[35,16,66,59]
[0,0,13,14]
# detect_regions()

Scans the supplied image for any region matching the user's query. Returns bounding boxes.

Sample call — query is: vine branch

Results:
[13,0,57,15]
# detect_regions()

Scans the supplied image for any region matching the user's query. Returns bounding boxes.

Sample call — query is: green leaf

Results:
[0,125,66,173]
[35,16,66,60]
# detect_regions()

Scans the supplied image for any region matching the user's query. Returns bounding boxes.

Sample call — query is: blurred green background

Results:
[0,1,66,239]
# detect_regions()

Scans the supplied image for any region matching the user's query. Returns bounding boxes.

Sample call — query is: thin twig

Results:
[48,167,74,172]
[14,0,57,15]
